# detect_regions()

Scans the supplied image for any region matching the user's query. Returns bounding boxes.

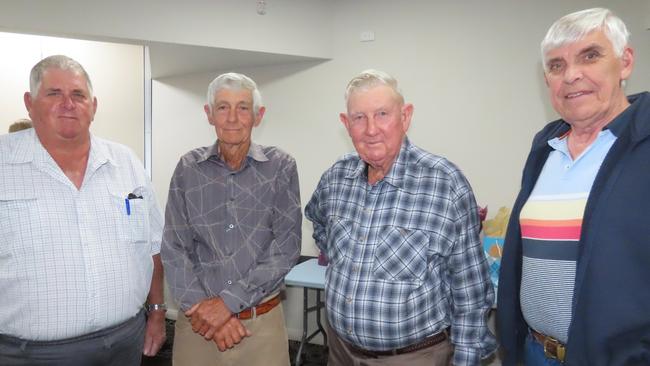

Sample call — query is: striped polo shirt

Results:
[520,128,616,343]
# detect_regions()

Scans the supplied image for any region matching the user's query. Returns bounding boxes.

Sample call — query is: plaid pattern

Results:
[305,138,496,365]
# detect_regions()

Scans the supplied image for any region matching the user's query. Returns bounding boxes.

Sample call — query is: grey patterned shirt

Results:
[161,141,301,313]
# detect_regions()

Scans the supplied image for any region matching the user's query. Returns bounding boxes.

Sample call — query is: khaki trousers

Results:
[327,325,453,366]
[172,303,290,366]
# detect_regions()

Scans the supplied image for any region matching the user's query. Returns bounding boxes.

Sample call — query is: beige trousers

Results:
[172,304,290,366]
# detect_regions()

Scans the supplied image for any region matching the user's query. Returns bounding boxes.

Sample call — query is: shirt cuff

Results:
[452,346,479,366]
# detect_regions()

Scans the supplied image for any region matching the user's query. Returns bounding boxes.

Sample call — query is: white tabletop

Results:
[285,258,326,289]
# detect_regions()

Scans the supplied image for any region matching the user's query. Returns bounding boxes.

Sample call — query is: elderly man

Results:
[161,72,301,366]
[497,8,650,366]
[305,70,496,366]
[0,55,166,365]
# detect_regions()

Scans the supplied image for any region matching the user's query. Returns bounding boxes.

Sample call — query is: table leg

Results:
[315,289,327,348]
[295,287,308,366]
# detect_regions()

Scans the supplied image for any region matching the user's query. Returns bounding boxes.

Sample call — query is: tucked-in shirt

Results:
[161,141,301,313]
[520,129,616,343]
[0,128,162,341]
[305,138,496,366]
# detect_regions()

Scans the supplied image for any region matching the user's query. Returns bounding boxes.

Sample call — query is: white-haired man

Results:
[0,55,166,365]
[305,69,496,366]
[161,72,301,366]
[498,8,650,366]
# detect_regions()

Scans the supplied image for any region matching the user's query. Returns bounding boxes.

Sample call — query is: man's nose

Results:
[61,95,75,110]
[227,107,238,122]
[563,63,583,84]
[365,117,378,135]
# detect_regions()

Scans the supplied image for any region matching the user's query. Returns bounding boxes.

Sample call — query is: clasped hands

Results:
[186,297,252,351]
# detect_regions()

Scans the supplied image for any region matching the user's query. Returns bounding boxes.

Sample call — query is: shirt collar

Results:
[345,137,410,189]
[87,134,119,170]
[198,140,269,164]
[7,129,117,168]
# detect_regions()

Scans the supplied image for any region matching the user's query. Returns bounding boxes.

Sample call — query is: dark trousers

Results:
[0,309,146,366]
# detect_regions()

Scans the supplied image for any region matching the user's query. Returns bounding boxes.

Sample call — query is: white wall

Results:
[0,0,333,59]
[0,32,144,159]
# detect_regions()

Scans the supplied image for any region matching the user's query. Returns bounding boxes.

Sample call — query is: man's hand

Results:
[143,311,166,356]
[185,297,233,339]
[212,317,252,351]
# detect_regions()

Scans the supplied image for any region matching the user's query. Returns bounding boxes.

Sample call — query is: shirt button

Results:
[346,297,352,303]
[347,328,352,334]
[227,280,233,285]
[352,266,359,273]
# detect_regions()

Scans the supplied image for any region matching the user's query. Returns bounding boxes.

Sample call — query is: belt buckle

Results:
[542,336,565,363]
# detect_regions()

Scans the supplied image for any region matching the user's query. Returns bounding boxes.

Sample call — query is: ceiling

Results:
[146,41,327,79]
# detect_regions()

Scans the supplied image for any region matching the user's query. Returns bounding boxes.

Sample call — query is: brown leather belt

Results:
[531,329,566,363]
[347,328,449,358]
[235,294,281,320]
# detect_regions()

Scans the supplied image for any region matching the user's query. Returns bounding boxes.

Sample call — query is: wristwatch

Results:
[146,303,168,313]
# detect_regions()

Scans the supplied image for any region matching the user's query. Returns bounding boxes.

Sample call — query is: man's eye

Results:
[584,51,600,61]
[548,63,563,72]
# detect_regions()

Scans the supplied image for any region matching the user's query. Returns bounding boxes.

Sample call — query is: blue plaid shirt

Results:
[305,138,496,365]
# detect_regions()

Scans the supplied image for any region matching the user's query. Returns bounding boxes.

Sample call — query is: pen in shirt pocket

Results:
[125,192,143,215]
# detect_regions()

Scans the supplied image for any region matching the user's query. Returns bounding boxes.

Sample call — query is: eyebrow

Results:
[578,44,605,56]
[546,42,606,66]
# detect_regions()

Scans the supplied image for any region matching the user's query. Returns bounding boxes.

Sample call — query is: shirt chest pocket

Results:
[108,188,149,245]
[0,192,38,254]
[372,226,429,284]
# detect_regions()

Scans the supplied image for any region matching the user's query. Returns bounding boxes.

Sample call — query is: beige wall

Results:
[0,32,144,160]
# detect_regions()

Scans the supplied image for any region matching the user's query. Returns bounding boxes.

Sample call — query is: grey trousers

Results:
[0,309,146,366]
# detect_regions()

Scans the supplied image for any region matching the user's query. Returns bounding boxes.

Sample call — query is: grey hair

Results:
[29,55,93,98]
[344,69,404,106]
[541,8,630,70]
[206,72,263,115]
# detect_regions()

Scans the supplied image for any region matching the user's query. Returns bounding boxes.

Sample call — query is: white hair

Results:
[541,8,630,70]
[29,55,93,98]
[344,69,404,105]
[206,72,263,116]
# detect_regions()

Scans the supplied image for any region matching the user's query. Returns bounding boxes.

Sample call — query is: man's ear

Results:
[254,106,266,127]
[401,103,414,132]
[204,104,214,125]
[340,113,352,135]
[620,46,635,81]
[24,92,33,115]
[91,97,98,122]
